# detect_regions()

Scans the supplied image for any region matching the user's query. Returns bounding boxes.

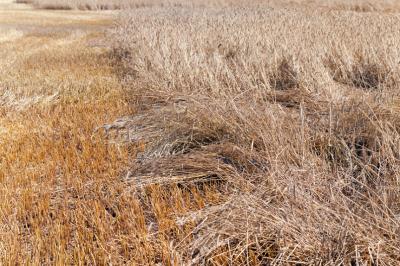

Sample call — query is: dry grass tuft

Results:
[324,50,396,90]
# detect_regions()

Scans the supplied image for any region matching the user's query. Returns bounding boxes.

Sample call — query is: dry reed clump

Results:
[107,7,400,264]
[324,49,397,90]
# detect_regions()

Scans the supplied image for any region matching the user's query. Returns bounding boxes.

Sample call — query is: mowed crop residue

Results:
[1,1,132,264]
[0,28,23,43]
[2,0,400,265]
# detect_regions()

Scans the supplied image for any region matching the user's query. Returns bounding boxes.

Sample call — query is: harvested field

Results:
[18,0,400,11]
[2,0,400,265]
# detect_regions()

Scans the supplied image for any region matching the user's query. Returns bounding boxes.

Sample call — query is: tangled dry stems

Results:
[106,6,400,264]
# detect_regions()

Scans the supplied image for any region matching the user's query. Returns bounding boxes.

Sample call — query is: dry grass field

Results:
[110,6,400,265]
[16,0,400,11]
[2,0,400,265]
[0,0,133,264]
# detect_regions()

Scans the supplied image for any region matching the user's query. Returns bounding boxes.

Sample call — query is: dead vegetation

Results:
[2,0,400,265]
[107,6,400,265]
[17,0,400,11]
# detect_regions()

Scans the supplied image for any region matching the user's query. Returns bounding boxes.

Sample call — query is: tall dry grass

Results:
[108,6,400,264]
[18,0,400,11]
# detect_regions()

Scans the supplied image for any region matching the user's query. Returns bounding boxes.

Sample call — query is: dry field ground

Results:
[0,0,133,264]
[1,0,400,265]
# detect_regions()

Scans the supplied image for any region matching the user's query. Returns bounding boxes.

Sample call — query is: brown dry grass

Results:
[2,0,400,265]
[17,0,400,11]
[17,0,137,10]
[1,1,226,264]
[109,5,400,265]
